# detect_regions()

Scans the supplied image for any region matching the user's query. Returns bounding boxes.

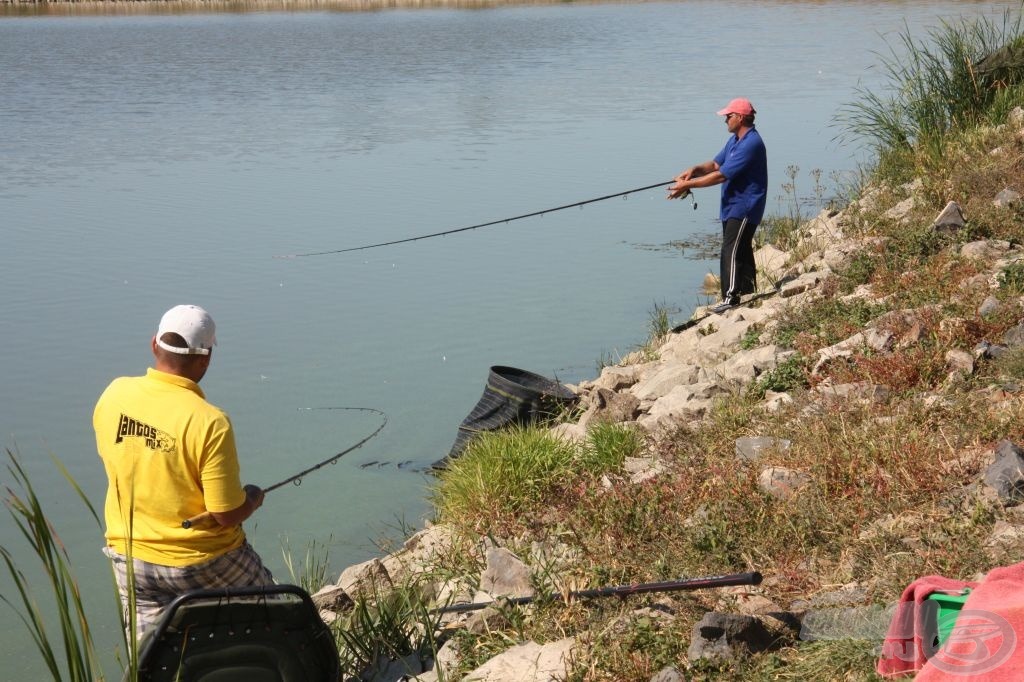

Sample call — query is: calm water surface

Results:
[0,1,1017,677]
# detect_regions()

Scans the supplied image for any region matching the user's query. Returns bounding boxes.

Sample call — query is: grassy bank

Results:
[424,9,1024,681]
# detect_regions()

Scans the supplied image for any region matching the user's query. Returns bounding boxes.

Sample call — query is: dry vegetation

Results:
[425,12,1024,680]
[4,8,1024,682]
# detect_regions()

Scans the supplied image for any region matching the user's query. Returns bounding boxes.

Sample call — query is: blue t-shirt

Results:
[713,127,768,226]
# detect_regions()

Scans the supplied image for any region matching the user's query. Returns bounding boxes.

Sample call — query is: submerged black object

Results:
[434,365,578,469]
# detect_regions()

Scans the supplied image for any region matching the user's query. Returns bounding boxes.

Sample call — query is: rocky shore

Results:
[312,107,1024,681]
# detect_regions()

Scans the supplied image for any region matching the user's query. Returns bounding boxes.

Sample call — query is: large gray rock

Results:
[381,524,456,588]
[995,188,1022,208]
[632,364,702,401]
[712,345,795,384]
[463,637,577,681]
[638,381,726,432]
[813,330,893,375]
[979,295,1001,317]
[338,557,392,598]
[580,387,641,426]
[480,547,535,600]
[310,583,353,613]
[686,612,778,662]
[649,666,686,682]
[432,639,462,680]
[983,440,1024,506]
[754,244,791,283]
[779,272,823,299]
[931,200,966,232]
[735,436,792,463]
[759,466,812,500]
[945,349,975,378]
[815,381,890,405]
[1004,323,1024,348]
[961,239,1012,261]
[884,196,916,223]
[592,365,642,392]
[624,456,668,484]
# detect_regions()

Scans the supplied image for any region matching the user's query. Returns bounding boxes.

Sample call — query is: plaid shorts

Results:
[104,540,275,640]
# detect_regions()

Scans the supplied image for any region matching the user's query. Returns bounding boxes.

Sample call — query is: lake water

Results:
[1,0,1018,677]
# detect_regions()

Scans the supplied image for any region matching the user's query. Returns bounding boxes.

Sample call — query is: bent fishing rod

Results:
[275,180,696,258]
[433,570,762,615]
[182,407,387,529]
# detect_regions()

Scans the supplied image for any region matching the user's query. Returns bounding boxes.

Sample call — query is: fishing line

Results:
[182,406,387,529]
[274,179,696,258]
[263,407,388,492]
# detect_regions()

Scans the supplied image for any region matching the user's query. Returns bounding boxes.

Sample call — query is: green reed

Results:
[0,448,104,681]
[837,8,1024,163]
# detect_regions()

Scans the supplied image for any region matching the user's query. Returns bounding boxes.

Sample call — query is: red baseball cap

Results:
[716,98,756,117]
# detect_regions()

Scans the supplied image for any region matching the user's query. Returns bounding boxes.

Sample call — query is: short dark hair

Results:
[157,332,208,370]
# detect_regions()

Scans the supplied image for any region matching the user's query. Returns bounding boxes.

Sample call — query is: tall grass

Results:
[0,449,105,681]
[335,581,445,680]
[281,537,332,595]
[430,422,639,531]
[431,426,581,528]
[837,9,1024,168]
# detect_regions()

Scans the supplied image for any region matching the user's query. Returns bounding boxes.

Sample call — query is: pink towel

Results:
[915,561,1024,681]
[877,575,977,677]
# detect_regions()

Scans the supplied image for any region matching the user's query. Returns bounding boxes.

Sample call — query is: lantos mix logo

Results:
[115,414,175,452]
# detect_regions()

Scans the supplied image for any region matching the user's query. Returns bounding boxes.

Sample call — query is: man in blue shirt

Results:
[668,98,768,313]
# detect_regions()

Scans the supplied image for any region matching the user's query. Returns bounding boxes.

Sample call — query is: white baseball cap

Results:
[155,305,217,356]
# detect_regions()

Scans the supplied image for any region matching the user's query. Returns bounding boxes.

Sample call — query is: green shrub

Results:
[998,261,1024,294]
[749,355,809,399]
[840,251,880,290]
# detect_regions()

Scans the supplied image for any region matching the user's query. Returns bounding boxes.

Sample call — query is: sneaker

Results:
[710,299,738,314]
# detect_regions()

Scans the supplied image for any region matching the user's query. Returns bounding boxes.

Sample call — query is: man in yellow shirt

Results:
[94,304,273,640]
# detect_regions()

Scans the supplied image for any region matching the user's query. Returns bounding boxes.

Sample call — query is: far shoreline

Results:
[0,0,606,17]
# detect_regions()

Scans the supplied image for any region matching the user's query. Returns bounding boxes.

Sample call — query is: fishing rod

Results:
[433,570,762,615]
[274,180,696,259]
[182,407,387,529]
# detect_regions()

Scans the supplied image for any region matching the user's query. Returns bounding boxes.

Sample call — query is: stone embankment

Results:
[315,108,1024,681]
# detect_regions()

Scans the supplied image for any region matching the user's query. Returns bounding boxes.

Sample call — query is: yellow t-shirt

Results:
[93,367,247,566]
